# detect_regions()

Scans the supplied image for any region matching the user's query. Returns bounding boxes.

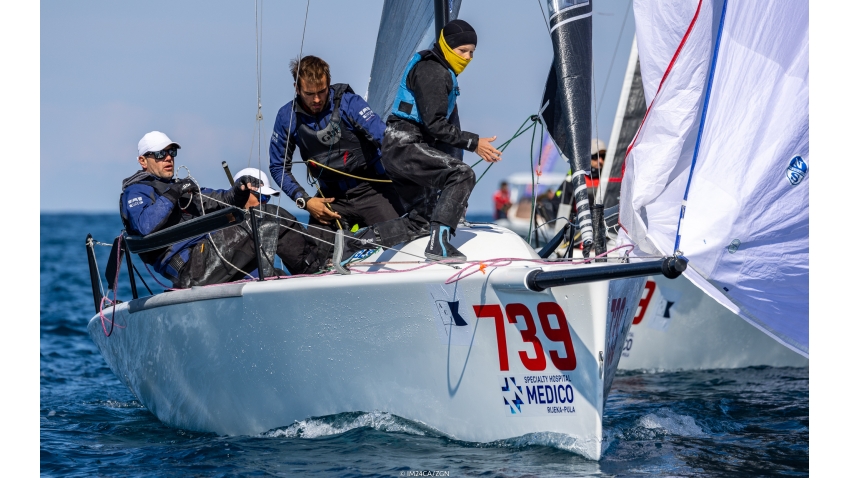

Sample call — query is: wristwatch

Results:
[295,196,309,209]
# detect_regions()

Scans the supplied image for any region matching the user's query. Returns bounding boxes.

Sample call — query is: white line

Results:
[550,11,593,33]
[549,2,589,21]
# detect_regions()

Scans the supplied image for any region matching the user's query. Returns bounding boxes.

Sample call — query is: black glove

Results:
[161,178,200,205]
[225,175,259,207]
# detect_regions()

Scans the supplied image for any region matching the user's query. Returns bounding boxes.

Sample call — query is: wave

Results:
[260,411,440,439]
[261,411,602,460]
[635,408,707,438]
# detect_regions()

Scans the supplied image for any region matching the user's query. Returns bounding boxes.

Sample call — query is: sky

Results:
[40,0,636,213]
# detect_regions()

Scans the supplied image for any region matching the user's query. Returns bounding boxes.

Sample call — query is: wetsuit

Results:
[119,171,321,288]
[269,83,404,261]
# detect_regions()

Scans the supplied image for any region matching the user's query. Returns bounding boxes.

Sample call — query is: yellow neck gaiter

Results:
[438,31,471,75]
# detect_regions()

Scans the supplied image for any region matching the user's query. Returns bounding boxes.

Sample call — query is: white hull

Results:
[89,225,646,460]
[618,275,808,370]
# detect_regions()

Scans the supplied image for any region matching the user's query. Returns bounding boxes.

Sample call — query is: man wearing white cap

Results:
[119,131,323,288]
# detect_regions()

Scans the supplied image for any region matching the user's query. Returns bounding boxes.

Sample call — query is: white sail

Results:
[619,0,809,356]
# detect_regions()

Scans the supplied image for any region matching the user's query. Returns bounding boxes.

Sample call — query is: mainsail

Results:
[540,0,595,253]
[619,0,809,355]
[600,37,646,210]
[366,0,463,121]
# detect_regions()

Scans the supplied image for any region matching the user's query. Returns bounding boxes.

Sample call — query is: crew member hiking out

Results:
[269,55,405,263]
[376,19,502,261]
[120,131,324,288]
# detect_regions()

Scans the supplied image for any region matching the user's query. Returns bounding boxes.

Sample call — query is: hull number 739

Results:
[474,302,577,372]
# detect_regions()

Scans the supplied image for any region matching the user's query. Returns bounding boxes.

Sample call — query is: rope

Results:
[527,120,538,242]
[194,190,431,261]
[473,115,537,185]
[143,261,174,290]
[299,160,393,183]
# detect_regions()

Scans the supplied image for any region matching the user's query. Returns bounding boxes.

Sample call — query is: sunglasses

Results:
[591,152,606,160]
[144,147,178,161]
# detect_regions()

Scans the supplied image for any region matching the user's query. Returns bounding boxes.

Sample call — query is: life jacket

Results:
[296,83,378,175]
[391,51,459,124]
[118,171,197,268]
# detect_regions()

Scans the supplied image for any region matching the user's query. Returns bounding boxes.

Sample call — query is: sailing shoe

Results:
[424,224,467,262]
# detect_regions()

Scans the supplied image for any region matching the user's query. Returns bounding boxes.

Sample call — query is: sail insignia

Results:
[785,155,807,186]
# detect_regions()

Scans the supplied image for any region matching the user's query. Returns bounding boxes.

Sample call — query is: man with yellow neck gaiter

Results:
[373,19,502,262]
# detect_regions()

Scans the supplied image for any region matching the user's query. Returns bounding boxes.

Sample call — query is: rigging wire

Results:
[598,0,633,109]
[535,0,550,31]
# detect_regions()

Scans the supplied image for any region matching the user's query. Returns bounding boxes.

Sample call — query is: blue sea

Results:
[40,213,809,476]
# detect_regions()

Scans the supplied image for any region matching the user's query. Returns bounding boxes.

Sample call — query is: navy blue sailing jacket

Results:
[119,172,231,282]
[269,86,387,201]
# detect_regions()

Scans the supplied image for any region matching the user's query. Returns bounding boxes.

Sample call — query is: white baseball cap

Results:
[233,168,280,196]
[590,138,607,156]
[138,131,181,157]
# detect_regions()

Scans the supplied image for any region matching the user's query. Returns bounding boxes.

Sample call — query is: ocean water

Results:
[40,213,809,476]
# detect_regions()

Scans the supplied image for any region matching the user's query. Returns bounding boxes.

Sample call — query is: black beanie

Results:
[442,19,477,48]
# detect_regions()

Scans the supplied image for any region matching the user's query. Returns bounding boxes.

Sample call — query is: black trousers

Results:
[308,180,405,264]
[176,204,322,288]
[381,119,475,232]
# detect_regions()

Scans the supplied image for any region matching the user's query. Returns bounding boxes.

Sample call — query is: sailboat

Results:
[616,0,809,362]
[494,131,570,247]
[599,36,808,370]
[85,0,686,461]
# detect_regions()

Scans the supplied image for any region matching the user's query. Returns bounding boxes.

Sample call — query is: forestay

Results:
[618,0,809,356]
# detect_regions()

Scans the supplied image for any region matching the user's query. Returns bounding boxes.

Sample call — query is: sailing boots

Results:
[424,223,466,262]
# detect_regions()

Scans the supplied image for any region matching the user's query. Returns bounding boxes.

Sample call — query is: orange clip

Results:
[536,166,542,176]
[479,262,487,274]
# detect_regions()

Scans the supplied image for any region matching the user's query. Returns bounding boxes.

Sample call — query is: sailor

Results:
[269,55,405,263]
[120,131,323,288]
[554,138,607,209]
[588,138,606,188]
[378,19,503,261]
[493,181,512,220]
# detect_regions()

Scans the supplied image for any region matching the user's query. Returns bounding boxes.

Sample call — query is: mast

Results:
[541,0,595,256]
[434,0,449,40]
